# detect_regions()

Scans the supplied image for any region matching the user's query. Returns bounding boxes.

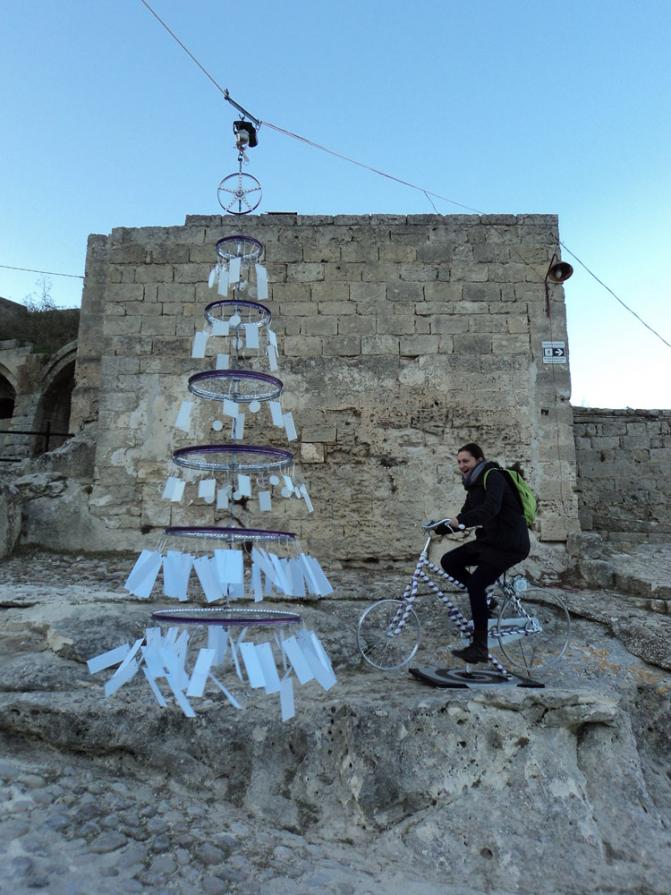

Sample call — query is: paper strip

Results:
[104,658,139,697]
[281,636,314,685]
[209,673,242,709]
[208,266,218,289]
[228,256,241,285]
[296,630,336,690]
[299,483,314,513]
[194,555,223,603]
[163,551,193,601]
[267,328,277,348]
[223,398,238,419]
[237,473,252,497]
[87,643,131,675]
[255,263,268,300]
[269,401,284,427]
[215,352,229,369]
[256,642,281,694]
[207,627,228,666]
[216,485,230,510]
[166,675,196,717]
[283,412,297,441]
[267,345,279,372]
[239,642,266,689]
[198,479,216,503]
[244,323,259,349]
[125,550,162,599]
[233,413,245,440]
[214,548,244,585]
[174,400,193,432]
[258,490,272,512]
[142,667,168,707]
[186,648,216,697]
[141,643,165,679]
[212,319,230,336]
[161,477,185,502]
[280,675,295,722]
[191,331,208,358]
[251,559,263,602]
[217,266,229,295]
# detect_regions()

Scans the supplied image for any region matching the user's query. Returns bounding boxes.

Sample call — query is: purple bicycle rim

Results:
[164,525,296,540]
[150,607,302,627]
[204,299,271,326]
[215,235,263,259]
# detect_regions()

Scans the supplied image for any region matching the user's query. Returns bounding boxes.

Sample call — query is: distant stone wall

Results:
[573,408,671,537]
[66,213,578,560]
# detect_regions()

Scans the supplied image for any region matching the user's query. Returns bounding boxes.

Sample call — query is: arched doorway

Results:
[0,371,15,420]
[33,354,76,456]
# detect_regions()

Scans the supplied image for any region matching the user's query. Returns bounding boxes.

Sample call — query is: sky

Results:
[1,0,669,409]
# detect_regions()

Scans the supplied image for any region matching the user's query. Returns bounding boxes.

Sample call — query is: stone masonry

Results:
[574,407,671,537]
[68,213,578,561]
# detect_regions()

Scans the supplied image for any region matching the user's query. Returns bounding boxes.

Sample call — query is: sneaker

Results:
[451,642,489,664]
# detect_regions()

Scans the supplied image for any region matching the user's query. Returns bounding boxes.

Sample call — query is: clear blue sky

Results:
[1,0,669,408]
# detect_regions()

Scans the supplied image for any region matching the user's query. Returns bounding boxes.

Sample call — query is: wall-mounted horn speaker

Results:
[546,260,574,284]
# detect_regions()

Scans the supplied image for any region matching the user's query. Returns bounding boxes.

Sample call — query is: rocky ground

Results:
[1,548,670,894]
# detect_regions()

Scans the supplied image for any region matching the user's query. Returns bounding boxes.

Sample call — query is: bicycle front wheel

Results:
[357,599,421,671]
[496,590,570,674]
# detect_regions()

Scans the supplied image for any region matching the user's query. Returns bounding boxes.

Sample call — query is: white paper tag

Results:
[228,256,241,285]
[212,319,230,337]
[217,266,229,295]
[161,477,185,502]
[174,400,193,432]
[125,550,162,599]
[283,412,297,442]
[142,667,168,707]
[279,675,295,722]
[214,548,244,585]
[255,263,268,300]
[216,485,230,510]
[267,344,279,372]
[194,555,223,603]
[208,626,228,665]
[222,398,238,418]
[197,479,216,503]
[281,636,314,685]
[87,643,131,675]
[269,401,284,427]
[209,673,242,709]
[267,328,277,348]
[233,413,245,440]
[239,642,266,689]
[208,266,218,289]
[244,323,259,349]
[256,642,281,694]
[186,648,216,697]
[237,473,252,497]
[191,331,208,358]
[163,551,193,601]
[299,483,314,513]
[258,490,272,512]
[215,352,229,369]
[104,657,140,697]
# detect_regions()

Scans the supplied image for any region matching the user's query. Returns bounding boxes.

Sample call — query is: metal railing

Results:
[0,422,73,461]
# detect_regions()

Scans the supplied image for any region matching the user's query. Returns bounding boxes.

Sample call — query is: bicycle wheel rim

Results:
[357,599,421,671]
[496,590,570,674]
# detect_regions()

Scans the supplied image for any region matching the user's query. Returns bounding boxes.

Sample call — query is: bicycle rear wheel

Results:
[357,599,421,671]
[496,590,570,674]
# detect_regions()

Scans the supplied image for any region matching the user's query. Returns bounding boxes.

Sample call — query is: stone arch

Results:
[32,341,77,456]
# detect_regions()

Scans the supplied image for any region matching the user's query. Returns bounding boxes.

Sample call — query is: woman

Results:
[436,443,530,663]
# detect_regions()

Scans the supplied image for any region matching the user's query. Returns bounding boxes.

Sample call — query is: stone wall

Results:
[574,407,671,537]
[67,213,578,560]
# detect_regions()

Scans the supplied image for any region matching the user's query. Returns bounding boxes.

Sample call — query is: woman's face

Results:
[457,450,479,475]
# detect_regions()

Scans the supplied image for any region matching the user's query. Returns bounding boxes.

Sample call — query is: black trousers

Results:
[440,542,511,637]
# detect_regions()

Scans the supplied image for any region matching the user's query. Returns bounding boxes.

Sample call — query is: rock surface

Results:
[1,549,670,894]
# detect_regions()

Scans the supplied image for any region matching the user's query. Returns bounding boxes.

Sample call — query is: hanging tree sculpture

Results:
[88,112,336,720]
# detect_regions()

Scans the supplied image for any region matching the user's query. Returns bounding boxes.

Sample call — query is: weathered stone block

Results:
[284,336,322,357]
[106,284,144,303]
[301,317,338,336]
[103,317,142,336]
[429,316,469,334]
[338,316,376,336]
[400,335,440,356]
[453,333,493,355]
[362,335,400,355]
[140,317,176,337]
[318,301,356,316]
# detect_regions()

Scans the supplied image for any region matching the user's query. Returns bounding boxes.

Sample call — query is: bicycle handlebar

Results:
[421,518,467,534]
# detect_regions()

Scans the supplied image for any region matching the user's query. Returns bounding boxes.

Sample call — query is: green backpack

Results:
[483,467,537,528]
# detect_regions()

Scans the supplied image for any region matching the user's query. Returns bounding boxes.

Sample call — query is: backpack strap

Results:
[483,467,524,514]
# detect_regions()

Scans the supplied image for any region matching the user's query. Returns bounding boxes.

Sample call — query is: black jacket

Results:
[456,461,530,566]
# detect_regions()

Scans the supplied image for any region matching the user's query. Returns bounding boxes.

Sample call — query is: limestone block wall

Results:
[70,213,579,560]
[573,408,671,537]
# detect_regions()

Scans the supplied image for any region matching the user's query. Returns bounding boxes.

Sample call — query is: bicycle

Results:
[356,521,571,679]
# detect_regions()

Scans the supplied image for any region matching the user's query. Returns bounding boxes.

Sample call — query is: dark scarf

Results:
[462,459,487,490]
